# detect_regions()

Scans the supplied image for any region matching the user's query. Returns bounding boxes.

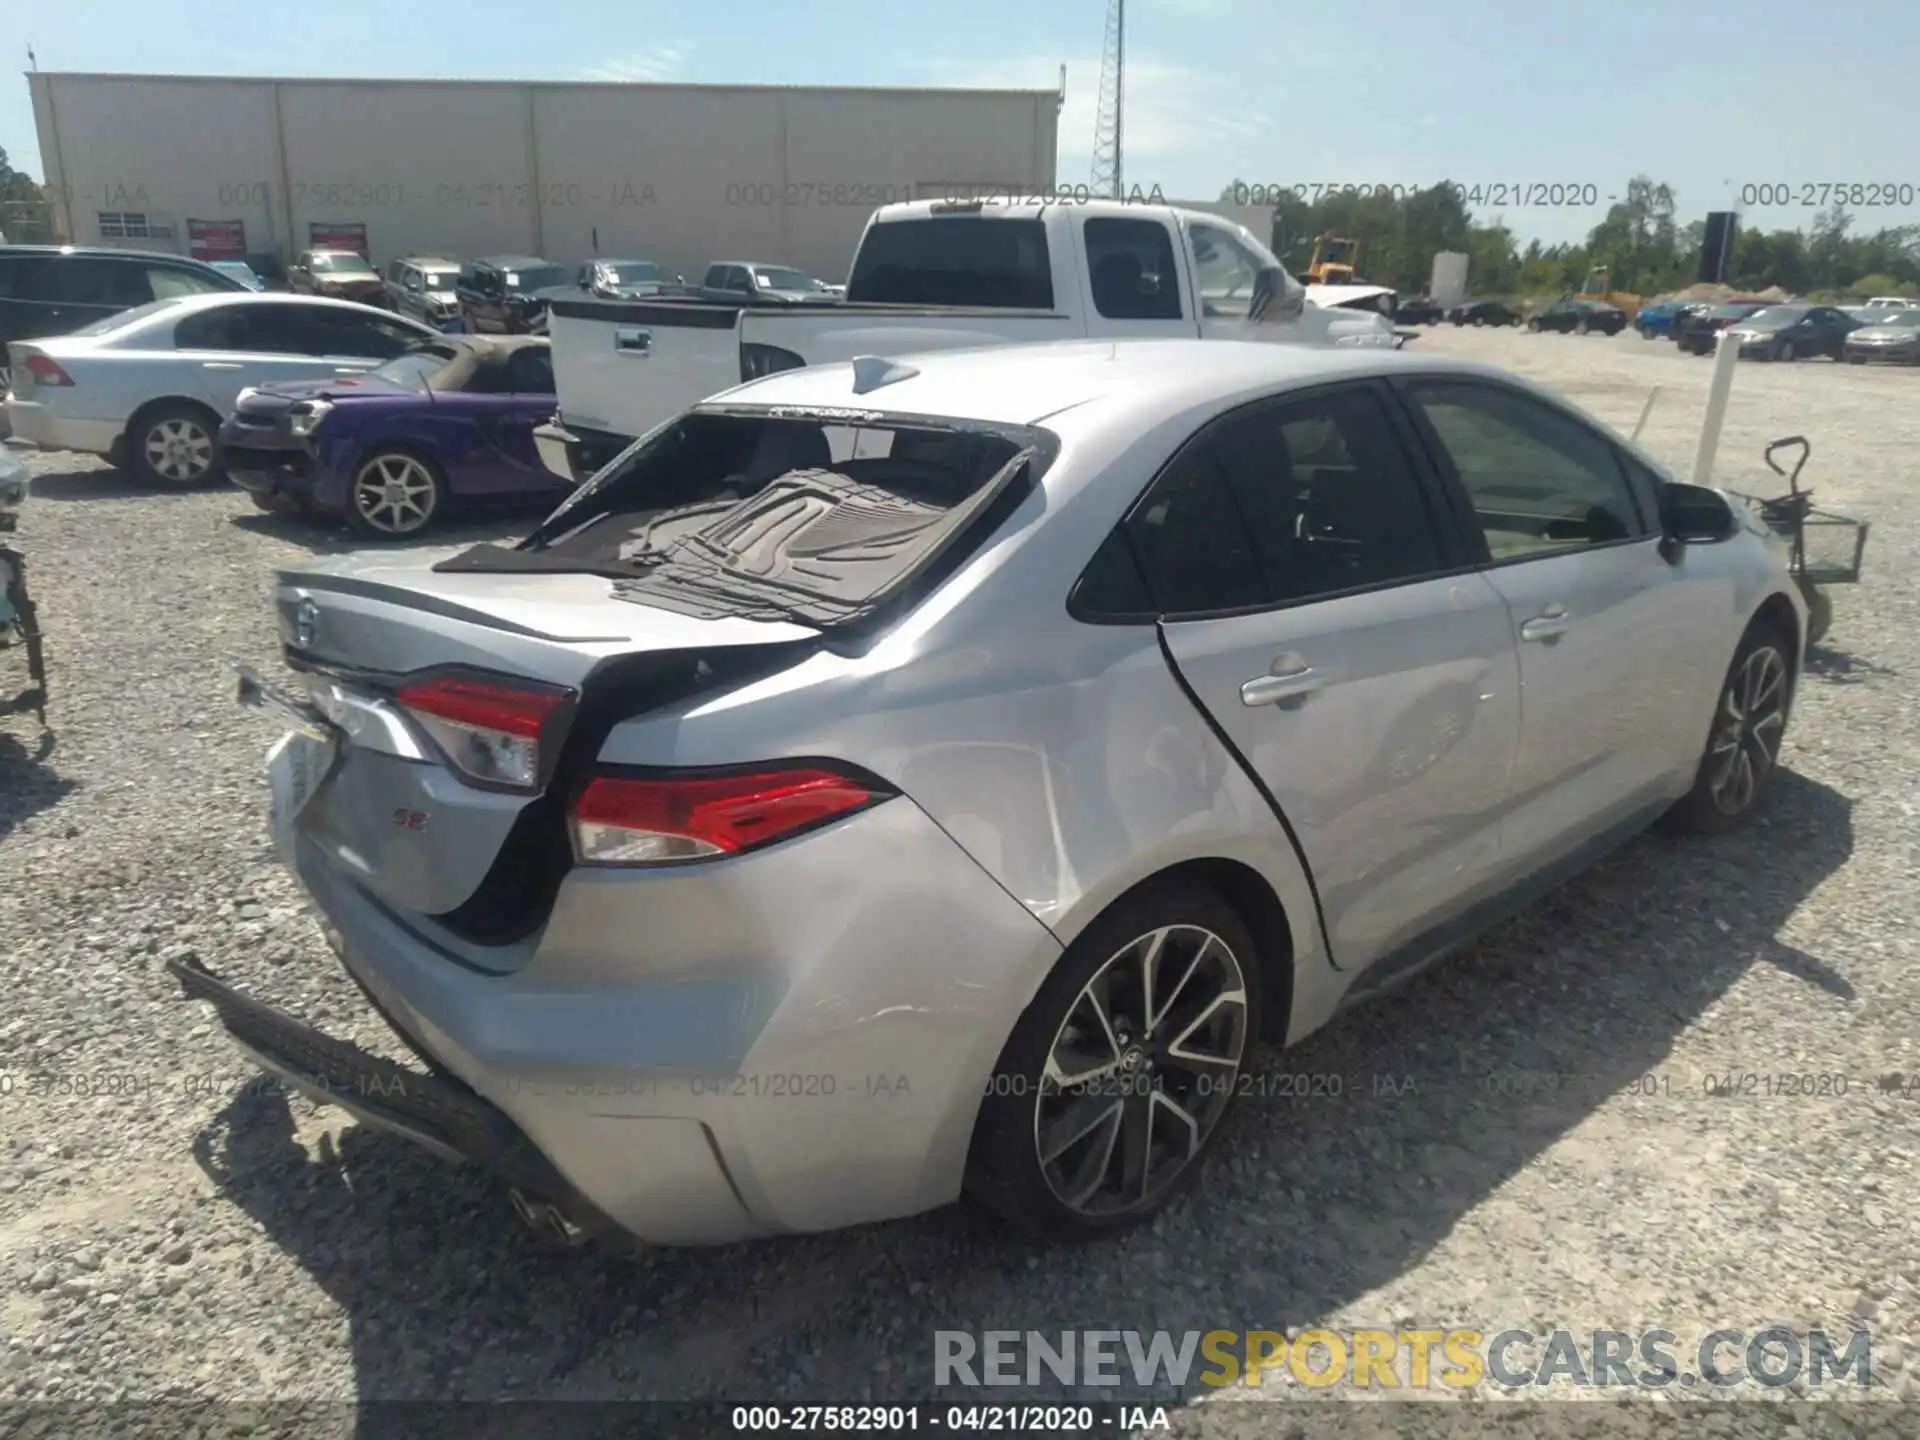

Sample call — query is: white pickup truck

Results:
[534,197,1406,481]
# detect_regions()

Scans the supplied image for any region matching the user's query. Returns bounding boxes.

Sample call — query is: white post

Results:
[1691,332,1740,486]
[1631,385,1661,443]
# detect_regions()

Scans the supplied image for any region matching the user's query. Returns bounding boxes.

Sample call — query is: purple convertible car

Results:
[219,336,561,538]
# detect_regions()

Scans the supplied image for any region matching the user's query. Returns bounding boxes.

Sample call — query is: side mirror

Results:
[1659,483,1740,548]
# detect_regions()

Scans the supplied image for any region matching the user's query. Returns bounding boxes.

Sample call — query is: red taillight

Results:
[396,674,573,791]
[571,766,888,866]
[23,355,74,387]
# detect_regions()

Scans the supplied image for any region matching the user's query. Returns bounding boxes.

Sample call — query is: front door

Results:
[1073,213,1199,340]
[1135,381,1521,973]
[1394,377,1713,872]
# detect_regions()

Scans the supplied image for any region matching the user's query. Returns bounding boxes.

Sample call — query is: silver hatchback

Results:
[181,339,1805,1246]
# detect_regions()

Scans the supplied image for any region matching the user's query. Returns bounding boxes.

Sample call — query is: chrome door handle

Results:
[1241,656,1321,707]
[201,362,243,371]
[1520,604,1570,643]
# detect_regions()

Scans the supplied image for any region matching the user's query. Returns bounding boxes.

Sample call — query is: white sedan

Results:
[4,293,437,486]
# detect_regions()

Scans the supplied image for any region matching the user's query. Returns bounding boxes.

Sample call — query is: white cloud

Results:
[580,44,692,83]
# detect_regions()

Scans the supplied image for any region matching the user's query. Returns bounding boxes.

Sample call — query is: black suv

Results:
[0,245,246,351]
[455,255,573,334]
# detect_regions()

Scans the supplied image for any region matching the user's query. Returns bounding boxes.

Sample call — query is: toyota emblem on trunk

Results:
[293,599,320,650]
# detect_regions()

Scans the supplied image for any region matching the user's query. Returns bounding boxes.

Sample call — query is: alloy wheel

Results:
[1779,341,1795,362]
[1707,644,1787,816]
[144,417,214,483]
[1032,925,1249,1218]
[352,454,439,535]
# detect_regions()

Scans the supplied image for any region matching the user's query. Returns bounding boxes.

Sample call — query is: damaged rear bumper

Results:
[166,953,616,1245]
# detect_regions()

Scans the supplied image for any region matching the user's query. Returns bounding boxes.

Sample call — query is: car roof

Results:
[0,244,222,266]
[398,255,460,267]
[476,255,551,268]
[718,338,1549,433]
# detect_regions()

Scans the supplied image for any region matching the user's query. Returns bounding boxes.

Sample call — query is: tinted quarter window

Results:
[1207,386,1446,603]
[0,255,51,298]
[1084,218,1183,321]
[1125,445,1267,616]
[1071,528,1155,620]
[847,218,1054,308]
[1403,380,1646,560]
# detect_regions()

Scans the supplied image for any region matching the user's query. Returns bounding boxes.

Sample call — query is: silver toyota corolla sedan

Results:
[179,339,1806,1247]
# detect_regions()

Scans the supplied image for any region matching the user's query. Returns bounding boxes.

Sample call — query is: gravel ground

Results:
[2,328,1918,1435]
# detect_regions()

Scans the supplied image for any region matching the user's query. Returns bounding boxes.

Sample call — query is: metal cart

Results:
[1726,436,1869,648]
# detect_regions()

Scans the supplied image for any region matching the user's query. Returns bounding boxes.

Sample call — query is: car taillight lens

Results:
[740,344,807,383]
[396,673,574,791]
[23,355,74,387]
[571,765,890,866]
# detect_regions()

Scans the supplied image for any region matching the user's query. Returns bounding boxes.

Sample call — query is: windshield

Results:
[312,253,375,276]
[370,347,455,388]
[507,265,568,291]
[66,298,180,337]
[754,267,817,291]
[1740,307,1806,330]
[607,262,663,284]
[1872,311,1920,328]
[423,269,460,291]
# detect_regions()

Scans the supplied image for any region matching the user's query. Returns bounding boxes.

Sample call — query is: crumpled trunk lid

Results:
[273,554,819,928]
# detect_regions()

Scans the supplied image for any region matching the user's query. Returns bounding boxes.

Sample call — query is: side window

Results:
[147,266,226,300]
[48,258,153,308]
[304,308,421,359]
[1123,445,1268,616]
[1186,222,1277,320]
[0,255,50,298]
[1069,528,1156,620]
[702,265,725,288]
[1402,381,1647,561]
[1083,217,1183,322]
[505,347,555,393]
[174,306,251,351]
[1206,387,1447,603]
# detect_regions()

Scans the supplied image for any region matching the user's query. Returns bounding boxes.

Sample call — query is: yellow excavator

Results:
[1574,265,1641,323]
[1305,233,1359,285]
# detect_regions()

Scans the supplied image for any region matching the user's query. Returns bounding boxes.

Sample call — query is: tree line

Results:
[1223,174,1920,301]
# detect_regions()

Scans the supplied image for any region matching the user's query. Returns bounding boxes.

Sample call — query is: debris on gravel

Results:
[1,329,1916,1431]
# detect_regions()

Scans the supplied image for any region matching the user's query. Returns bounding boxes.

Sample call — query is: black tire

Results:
[1778,340,1795,362]
[965,880,1264,1240]
[1663,620,1795,835]
[248,491,299,514]
[1847,353,1864,364]
[1576,316,1591,335]
[346,447,445,538]
[1527,318,1542,333]
[128,401,224,488]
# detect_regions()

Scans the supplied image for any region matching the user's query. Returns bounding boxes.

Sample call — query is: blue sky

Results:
[8,0,1920,247]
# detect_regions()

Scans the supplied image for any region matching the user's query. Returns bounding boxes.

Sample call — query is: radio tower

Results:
[1090,0,1124,199]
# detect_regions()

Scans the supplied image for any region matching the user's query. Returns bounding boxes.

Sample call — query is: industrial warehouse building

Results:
[25,72,1063,283]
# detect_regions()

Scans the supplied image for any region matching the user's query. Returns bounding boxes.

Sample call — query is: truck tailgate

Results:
[547,299,744,439]
[738,306,1078,367]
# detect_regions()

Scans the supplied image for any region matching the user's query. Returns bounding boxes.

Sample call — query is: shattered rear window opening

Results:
[436,407,1055,631]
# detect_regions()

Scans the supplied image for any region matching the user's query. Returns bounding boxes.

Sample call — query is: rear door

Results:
[1138,381,1521,973]
[172,302,344,406]
[1394,377,1713,870]
[1074,213,1199,340]
[44,255,155,331]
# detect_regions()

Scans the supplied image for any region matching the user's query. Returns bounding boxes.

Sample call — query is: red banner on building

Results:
[187,219,247,261]
[308,222,368,256]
